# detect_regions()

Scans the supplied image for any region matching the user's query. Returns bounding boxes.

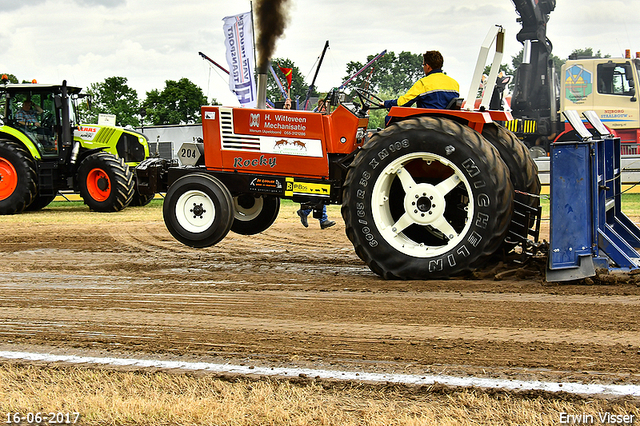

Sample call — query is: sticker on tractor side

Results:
[249,177,285,195]
[261,136,323,158]
[204,111,216,120]
[76,126,99,141]
[285,177,331,197]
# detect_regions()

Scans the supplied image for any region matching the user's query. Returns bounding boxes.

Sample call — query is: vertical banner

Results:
[222,11,256,108]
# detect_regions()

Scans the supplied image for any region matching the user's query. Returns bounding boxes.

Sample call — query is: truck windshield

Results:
[597,62,635,96]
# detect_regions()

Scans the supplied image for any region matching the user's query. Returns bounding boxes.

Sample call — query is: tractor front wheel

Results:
[163,173,234,248]
[341,116,513,279]
[77,151,135,212]
[0,140,37,215]
[231,194,280,235]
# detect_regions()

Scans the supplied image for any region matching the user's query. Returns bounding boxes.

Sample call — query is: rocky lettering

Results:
[233,155,276,168]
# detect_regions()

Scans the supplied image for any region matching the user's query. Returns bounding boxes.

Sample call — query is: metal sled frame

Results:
[547,110,640,281]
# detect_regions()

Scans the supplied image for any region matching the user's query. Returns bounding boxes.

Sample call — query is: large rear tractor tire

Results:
[481,123,540,250]
[163,173,234,248]
[0,140,37,215]
[77,151,135,212]
[231,194,280,235]
[342,117,514,279]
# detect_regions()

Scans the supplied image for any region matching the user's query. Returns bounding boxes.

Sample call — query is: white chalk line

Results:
[1,350,639,397]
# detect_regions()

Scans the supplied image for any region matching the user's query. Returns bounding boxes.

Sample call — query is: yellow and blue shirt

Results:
[383,69,460,109]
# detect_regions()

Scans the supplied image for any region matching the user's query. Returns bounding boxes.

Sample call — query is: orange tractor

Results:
[136,87,540,279]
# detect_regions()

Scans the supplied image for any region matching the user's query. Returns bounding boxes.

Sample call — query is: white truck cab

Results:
[561,56,640,135]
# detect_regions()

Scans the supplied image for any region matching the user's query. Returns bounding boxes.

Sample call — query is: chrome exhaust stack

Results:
[256,71,267,109]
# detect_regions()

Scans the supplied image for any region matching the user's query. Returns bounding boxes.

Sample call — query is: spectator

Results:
[297,205,335,229]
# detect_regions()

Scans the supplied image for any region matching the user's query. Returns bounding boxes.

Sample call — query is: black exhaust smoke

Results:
[254,0,291,108]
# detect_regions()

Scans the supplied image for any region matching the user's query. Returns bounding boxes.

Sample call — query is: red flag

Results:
[278,65,293,90]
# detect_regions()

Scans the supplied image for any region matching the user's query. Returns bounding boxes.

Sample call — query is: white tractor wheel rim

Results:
[175,189,216,234]
[371,152,474,258]
[233,196,264,222]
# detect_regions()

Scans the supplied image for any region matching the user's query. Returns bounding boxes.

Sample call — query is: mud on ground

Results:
[1,205,640,391]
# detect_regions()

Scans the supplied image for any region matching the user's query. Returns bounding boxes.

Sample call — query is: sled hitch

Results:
[546,111,640,281]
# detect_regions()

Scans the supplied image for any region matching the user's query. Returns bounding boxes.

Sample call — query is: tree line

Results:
[0,73,214,128]
[82,77,214,128]
[2,47,607,129]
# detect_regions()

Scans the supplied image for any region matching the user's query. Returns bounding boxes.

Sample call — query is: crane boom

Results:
[509,0,559,146]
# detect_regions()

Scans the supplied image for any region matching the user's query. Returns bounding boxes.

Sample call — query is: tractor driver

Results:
[16,98,44,129]
[379,50,459,124]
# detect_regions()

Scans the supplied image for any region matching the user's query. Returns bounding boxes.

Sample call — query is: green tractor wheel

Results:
[77,151,135,212]
[0,140,37,215]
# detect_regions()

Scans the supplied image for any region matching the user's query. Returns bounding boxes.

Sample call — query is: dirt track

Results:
[1,205,640,390]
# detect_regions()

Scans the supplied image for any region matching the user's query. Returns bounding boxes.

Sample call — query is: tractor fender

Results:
[76,146,107,164]
[0,126,42,160]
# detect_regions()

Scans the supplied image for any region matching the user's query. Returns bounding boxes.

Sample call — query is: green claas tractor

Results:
[0,79,153,214]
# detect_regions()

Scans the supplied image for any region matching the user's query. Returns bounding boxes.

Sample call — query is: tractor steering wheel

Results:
[40,110,54,128]
[353,88,386,110]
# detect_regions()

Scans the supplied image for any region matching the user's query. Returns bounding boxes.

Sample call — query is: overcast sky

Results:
[1,0,638,107]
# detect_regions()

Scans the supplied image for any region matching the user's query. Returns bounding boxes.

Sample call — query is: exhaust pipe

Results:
[256,72,267,109]
[253,0,292,109]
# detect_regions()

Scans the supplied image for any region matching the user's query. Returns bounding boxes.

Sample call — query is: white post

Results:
[464,25,506,111]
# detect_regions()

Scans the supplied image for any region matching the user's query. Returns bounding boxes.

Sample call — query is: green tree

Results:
[0,74,19,84]
[267,58,313,107]
[142,78,208,125]
[83,76,141,127]
[510,48,565,76]
[343,51,423,96]
[366,88,398,129]
[568,47,611,59]
[482,63,515,77]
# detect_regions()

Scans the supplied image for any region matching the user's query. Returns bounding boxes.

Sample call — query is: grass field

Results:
[1,363,638,426]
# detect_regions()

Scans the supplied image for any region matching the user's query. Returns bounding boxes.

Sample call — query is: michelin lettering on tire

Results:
[341,116,513,279]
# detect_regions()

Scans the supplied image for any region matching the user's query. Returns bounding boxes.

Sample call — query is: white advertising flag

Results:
[222,12,256,108]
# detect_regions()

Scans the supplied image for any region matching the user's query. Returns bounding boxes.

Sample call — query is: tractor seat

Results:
[446,97,464,110]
